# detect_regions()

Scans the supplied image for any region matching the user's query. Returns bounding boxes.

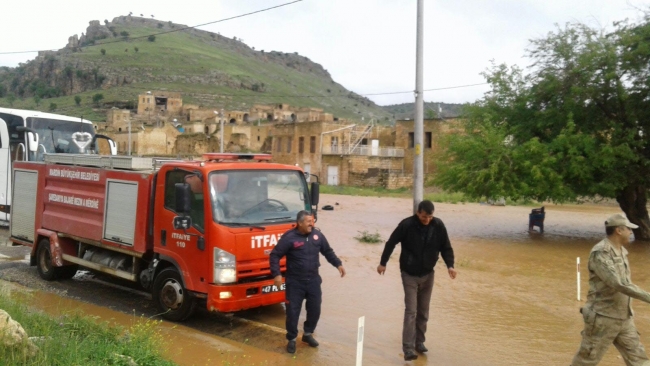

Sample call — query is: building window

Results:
[299,137,304,153]
[287,137,292,153]
[310,136,316,153]
[257,136,260,141]
[276,137,282,153]
[425,132,432,148]
[408,132,414,148]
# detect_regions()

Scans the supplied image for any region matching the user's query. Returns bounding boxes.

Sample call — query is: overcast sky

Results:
[1,0,648,106]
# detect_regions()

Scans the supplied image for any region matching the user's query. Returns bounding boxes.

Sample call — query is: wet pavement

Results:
[1,195,648,365]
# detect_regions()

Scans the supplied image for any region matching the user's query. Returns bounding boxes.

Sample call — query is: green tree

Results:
[74,95,81,106]
[101,48,106,55]
[33,95,41,106]
[134,46,139,53]
[435,17,650,240]
[92,93,104,106]
[48,102,57,112]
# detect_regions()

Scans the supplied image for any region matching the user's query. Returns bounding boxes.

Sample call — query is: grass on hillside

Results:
[0,21,392,123]
[0,288,175,366]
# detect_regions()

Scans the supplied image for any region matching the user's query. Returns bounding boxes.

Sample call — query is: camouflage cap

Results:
[605,214,639,229]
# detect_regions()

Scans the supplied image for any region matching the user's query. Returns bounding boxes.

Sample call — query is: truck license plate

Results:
[261,283,286,293]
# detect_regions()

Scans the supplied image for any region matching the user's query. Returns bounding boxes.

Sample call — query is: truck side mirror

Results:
[94,134,117,155]
[27,132,39,152]
[310,182,319,206]
[16,126,39,153]
[108,139,117,155]
[175,183,192,214]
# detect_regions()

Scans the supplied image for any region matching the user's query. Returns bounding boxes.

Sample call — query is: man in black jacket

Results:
[270,210,346,354]
[377,200,457,361]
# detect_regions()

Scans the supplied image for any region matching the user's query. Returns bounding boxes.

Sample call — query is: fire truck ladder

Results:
[43,154,183,171]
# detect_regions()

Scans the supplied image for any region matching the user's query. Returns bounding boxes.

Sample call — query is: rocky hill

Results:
[0,16,391,122]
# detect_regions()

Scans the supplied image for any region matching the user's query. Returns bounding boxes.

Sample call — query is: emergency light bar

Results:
[202,153,272,162]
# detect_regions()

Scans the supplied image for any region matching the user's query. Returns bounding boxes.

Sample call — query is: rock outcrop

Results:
[0,309,39,358]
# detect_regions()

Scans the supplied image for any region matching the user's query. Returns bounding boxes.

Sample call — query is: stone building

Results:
[103,92,419,190]
[270,120,410,189]
[105,108,131,131]
[137,91,183,116]
[111,124,181,156]
[394,118,460,178]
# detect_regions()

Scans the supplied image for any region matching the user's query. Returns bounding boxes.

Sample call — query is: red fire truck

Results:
[9,153,319,321]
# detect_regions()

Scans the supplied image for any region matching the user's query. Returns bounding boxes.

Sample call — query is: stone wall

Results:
[174,133,221,156]
[109,124,180,156]
[395,119,460,177]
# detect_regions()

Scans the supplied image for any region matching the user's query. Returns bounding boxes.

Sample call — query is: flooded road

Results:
[2,195,650,365]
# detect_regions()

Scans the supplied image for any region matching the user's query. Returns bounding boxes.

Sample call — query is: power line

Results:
[116,81,487,99]
[0,0,304,55]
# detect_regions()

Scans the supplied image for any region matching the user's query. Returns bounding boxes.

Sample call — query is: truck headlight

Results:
[214,248,236,284]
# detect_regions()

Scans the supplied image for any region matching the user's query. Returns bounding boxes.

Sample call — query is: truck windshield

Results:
[209,170,310,225]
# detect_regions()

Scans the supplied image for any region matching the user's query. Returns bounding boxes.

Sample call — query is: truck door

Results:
[0,117,10,223]
[154,169,209,293]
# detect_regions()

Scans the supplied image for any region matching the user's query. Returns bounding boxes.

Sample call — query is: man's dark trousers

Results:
[285,276,322,340]
[401,271,434,353]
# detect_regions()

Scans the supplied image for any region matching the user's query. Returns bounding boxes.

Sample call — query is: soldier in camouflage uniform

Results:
[572,214,650,366]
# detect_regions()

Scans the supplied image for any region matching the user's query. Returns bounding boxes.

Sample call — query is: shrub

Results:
[148,35,156,42]
[134,46,139,53]
[354,230,382,243]
[92,93,104,105]
[74,95,81,106]
[100,48,106,55]
[48,103,57,111]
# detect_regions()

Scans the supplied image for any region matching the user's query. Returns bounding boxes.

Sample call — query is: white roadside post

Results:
[577,257,581,301]
[356,316,365,366]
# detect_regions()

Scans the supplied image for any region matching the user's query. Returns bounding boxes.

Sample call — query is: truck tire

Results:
[36,239,60,281]
[153,268,195,321]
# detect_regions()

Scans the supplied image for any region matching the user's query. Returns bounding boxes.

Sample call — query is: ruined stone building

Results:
[99,90,455,189]
[137,91,183,116]
[270,120,410,189]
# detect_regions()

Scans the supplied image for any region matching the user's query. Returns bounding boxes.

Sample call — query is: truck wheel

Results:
[153,268,195,321]
[36,239,60,281]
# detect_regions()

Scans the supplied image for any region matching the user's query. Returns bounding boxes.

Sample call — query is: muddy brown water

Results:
[4,195,650,365]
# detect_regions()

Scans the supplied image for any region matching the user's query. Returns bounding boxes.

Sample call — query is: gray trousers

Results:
[401,271,434,352]
[572,309,650,366]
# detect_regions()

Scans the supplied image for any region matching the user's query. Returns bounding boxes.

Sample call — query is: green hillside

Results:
[0,16,391,123]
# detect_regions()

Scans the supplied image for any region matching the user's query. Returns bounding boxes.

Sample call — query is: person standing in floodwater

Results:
[377,200,457,361]
[571,214,650,366]
[270,211,346,354]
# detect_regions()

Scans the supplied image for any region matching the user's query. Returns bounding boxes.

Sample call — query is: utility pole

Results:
[220,109,225,153]
[128,117,132,156]
[413,0,424,213]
